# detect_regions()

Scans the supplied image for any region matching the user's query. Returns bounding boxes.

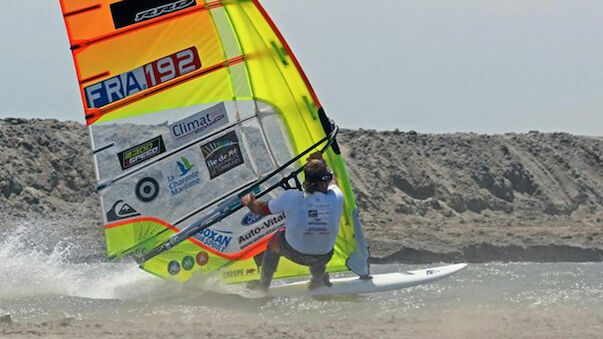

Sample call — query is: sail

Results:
[59,0,369,282]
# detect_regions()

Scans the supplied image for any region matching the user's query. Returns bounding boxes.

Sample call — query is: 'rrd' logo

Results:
[110,0,198,29]
[135,0,196,22]
[84,47,201,109]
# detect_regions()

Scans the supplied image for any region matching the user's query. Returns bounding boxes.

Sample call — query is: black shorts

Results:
[275,229,333,267]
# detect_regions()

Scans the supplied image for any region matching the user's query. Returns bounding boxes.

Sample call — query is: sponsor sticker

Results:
[240,212,265,226]
[196,251,209,266]
[106,200,141,222]
[161,152,201,197]
[117,135,166,170]
[135,177,160,202]
[182,256,195,271]
[84,47,201,109]
[238,213,285,250]
[110,0,197,29]
[222,268,257,279]
[168,260,181,275]
[169,103,229,146]
[201,131,244,179]
[194,228,233,252]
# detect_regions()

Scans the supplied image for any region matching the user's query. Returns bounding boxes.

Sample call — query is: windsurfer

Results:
[241,151,344,291]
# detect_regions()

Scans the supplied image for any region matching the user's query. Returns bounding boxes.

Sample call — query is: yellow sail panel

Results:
[225,1,321,153]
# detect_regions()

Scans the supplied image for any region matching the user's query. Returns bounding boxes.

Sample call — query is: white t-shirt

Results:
[268,184,344,255]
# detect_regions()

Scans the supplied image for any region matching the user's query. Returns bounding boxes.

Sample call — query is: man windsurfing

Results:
[241,151,344,291]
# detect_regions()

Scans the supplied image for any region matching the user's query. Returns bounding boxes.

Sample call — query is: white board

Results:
[266,263,468,297]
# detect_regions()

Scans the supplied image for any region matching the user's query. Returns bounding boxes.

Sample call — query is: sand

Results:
[1,306,601,338]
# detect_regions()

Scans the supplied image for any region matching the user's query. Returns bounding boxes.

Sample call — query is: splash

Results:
[0,217,171,300]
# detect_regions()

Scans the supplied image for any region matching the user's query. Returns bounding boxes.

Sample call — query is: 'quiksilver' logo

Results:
[106,200,141,222]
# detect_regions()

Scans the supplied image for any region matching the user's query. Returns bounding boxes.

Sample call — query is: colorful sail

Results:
[59,0,369,282]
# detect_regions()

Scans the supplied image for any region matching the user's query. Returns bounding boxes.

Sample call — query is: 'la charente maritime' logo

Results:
[177,157,194,176]
[165,156,200,196]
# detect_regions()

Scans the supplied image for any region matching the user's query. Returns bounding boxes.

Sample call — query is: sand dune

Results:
[0,118,600,263]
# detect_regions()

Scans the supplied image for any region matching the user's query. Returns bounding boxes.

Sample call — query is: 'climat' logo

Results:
[169,103,229,145]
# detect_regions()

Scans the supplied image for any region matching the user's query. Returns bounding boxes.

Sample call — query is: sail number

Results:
[143,48,201,88]
[84,47,202,109]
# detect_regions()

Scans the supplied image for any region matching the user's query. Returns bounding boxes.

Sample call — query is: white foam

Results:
[0,217,241,303]
[0,218,166,300]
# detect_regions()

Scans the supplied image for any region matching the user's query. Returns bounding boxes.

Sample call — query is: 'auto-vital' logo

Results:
[238,213,285,249]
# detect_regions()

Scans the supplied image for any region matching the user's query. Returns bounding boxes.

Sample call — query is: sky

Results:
[0,0,601,135]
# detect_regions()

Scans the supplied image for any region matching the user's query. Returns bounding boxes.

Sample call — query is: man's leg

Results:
[270,234,334,290]
[309,262,326,282]
[258,233,281,289]
[308,260,332,289]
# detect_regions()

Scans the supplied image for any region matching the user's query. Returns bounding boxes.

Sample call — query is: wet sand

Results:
[1,262,601,339]
[1,306,601,338]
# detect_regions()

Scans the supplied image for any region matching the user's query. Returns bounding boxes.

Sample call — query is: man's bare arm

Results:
[241,193,270,216]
